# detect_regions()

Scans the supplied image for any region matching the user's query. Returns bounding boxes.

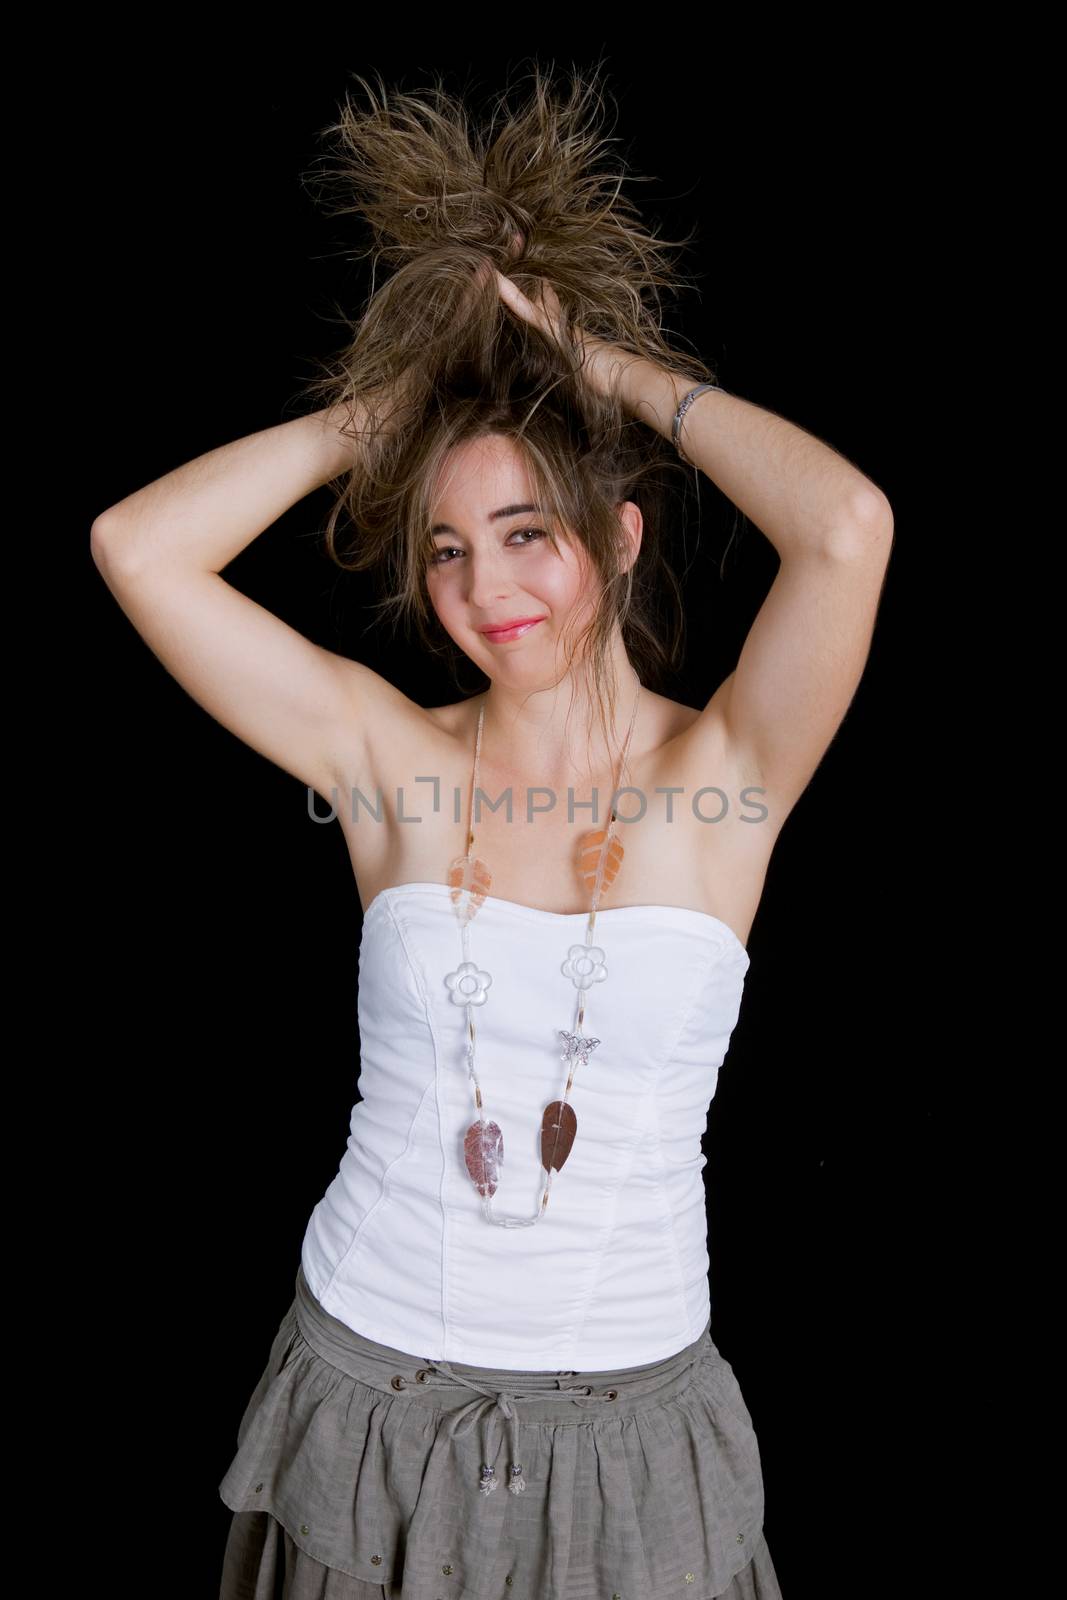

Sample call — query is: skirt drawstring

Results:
[290,1265,711,1499]
[419,1359,614,1496]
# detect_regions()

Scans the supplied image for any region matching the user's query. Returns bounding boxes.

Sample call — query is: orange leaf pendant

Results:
[465,1119,503,1198]
[576,824,625,905]
[540,1100,578,1173]
[448,854,493,925]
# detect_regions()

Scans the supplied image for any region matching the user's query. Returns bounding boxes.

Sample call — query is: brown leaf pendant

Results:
[576,825,624,904]
[465,1118,503,1198]
[540,1100,578,1173]
[448,854,493,925]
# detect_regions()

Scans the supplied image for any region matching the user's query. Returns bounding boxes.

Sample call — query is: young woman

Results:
[92,67,892,1600]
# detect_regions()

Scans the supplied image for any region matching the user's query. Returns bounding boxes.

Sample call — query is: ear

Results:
[616,501,644,577]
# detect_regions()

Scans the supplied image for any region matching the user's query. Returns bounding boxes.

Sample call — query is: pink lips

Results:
[479,617,546,643]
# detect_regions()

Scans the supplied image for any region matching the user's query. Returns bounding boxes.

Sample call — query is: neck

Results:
[474,639,642,787]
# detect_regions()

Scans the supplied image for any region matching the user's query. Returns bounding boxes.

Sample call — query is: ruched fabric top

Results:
[299,881,751,1372]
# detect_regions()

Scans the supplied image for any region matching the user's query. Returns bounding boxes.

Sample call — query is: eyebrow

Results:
[430,503,540,537]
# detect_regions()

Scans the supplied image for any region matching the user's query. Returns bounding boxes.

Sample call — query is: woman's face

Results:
[425,434,603,681]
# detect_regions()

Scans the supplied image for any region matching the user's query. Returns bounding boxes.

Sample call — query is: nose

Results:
[465,553,514,613]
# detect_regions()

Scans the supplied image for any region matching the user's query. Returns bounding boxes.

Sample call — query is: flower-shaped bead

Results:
[561,943,608,990]
[445,960,493,1006]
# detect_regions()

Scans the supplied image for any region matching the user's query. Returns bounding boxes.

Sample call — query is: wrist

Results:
[307,403,361,480]
[620,359,700,442]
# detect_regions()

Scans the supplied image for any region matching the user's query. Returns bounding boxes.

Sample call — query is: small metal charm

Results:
[479,1463,498,1496]
[558,1029,601,1067]
[405,203,431,220]
[508,1462,526,1494]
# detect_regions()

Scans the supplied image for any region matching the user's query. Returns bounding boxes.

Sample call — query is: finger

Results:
[495,271,528,311]
[496,271,550,335]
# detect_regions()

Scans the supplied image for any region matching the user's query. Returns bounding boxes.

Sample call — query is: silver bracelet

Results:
[672,382,723,464]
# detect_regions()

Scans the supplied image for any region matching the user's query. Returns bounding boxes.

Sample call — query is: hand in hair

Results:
[494,267,627,405]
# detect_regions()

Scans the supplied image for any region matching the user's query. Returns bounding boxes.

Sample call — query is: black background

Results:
[73,35,958,1600]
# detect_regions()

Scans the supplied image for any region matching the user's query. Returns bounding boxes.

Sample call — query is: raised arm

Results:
[90,403,417,799]
[493,270,894,832]
[613,359,894,828]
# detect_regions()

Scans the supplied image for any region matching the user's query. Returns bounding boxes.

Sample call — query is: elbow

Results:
[90,511,144,579]
[828,489,894,562]
[853,485,894,534]
[90,513,120,570]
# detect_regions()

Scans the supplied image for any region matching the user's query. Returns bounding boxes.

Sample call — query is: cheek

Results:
[424,566,452,604]
[550,554,599,619]
[424,548,593,626]
[423,575,453,634]
[524,546,591,612]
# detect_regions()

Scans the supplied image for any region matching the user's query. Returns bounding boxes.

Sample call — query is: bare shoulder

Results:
[662,673,766,795]
[643,686,703,743]
[422,696,477,737]
[331,658,445,792]
[643,679,781,948]
[637,683,736,787]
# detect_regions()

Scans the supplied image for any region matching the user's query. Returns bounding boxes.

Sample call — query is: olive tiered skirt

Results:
[218,1263,783,1600]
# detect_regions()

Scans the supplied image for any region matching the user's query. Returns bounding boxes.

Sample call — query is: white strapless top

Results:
[299,881,751,1371]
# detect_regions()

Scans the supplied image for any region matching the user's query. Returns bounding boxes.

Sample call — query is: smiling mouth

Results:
[480,618,546,643]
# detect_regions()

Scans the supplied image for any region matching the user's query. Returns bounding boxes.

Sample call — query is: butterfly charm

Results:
[558,1030,601,1067]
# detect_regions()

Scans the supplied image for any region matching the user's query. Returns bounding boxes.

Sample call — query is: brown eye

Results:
[430,529,546,566]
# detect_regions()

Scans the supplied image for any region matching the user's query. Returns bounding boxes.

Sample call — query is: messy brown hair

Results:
[292,57,721,757]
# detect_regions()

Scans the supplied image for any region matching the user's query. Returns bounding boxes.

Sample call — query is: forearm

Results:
[90,404,358,577]
[597,342,891,560]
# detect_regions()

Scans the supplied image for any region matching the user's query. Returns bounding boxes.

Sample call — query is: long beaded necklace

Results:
[443,676,643,1232]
